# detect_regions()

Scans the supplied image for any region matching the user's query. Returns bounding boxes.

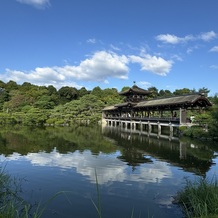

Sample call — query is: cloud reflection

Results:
[1,148,172,185]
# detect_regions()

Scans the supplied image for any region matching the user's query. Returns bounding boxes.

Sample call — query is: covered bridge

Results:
[102,85,212,137]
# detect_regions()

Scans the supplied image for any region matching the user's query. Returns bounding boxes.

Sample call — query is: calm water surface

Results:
[0,125,218,218]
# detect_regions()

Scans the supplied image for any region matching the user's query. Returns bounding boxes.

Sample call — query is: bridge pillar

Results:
[123,122,126,128]
[169,123,173,138]
[148,121,152,134]
[180,108,187,124]
[125,122,127,129]
[158,122,161,135]
[132,122,136,130]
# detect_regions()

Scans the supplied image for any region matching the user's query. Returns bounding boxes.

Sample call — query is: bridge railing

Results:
[104,116,180,124]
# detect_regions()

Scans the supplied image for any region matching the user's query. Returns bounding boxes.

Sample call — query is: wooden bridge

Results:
[102,85,212,138]
[103,116,180,139]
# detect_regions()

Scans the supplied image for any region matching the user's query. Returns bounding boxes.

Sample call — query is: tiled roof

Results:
[119,85,151,95]
[103,93,212,111]
[134,94,212,108]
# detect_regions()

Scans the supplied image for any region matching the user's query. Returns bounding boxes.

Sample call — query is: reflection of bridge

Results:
[102,126,214,176]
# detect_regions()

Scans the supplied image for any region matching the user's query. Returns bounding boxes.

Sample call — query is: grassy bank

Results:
[175,176,218,218]
[0,166,43,218]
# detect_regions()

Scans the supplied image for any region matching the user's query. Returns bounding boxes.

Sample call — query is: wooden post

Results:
[133,122,136,130]
[180,108,187,124]
[148,121,151,134]
[169,123,173,138]
[158,122,161,135]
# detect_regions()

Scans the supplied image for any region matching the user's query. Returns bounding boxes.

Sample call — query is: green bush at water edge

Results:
[179,125,211,139]
[175,176,218,218]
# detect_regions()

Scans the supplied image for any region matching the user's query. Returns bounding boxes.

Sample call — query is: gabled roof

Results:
[134,93,212,109]
[102,93,212,112]
[119,85,151,96]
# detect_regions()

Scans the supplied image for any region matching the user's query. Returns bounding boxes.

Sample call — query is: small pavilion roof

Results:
[119,85,151,96]
[134,93,212,110]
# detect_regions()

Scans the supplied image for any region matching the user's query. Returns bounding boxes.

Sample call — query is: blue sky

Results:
[0,0,218,95]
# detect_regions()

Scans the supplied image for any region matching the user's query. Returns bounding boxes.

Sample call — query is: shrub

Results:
[179,125,188,133]
[54,119,66,125]
[175,177,218,218]
[183,126,209,139]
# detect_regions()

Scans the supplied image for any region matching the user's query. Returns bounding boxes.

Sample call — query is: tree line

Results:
[0,79,217,140]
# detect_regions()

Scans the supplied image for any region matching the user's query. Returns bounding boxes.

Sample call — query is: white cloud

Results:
[0,51,173,88]
[186,47,193,54]
[129,54,172,76]
[0,51,129,88]
[209,46,218,52]
[86,38,96,44]
[155,34,194,44]
[57,51,129,81]
[110,44,120,51]
[138,81,152,89]
[199,31,217,41]
[186,45,200,54]
[16,0,50,9]
[171,54,183,61]
[156,31,217,44]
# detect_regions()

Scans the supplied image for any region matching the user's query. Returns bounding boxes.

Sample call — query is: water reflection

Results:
[0,125,217,180]
[0,125,218,218]
[1,148,172,185]
[102,126,217,176]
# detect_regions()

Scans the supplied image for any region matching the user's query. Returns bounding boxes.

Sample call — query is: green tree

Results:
[0,80,6,88]
[49,94,105,124]
[100,88,121,105]
[34,95,55,109]
[20,82,34,92]
[208,95,218,139]
[58,86,78,104]
[148,86,158,98]
[121,86,130,92]
[158,89,172,97]
[0,88,9,110]
[23,108,49,125]
[173,88,192,96]
[5,80,19,91]
[3,91,32,112]
[198,87,210,97]
[47,85,57,95]
[91,86,102,98]
[78,87,90,98]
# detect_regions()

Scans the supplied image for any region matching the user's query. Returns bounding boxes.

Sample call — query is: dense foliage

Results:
[0,80,122,125]
[0,80,217,139]
[180,95,218,140]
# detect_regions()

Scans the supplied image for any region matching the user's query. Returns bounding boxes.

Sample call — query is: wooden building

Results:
[102,85,212,138]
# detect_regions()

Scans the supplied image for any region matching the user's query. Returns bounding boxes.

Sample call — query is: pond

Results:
[0,125,218,218]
